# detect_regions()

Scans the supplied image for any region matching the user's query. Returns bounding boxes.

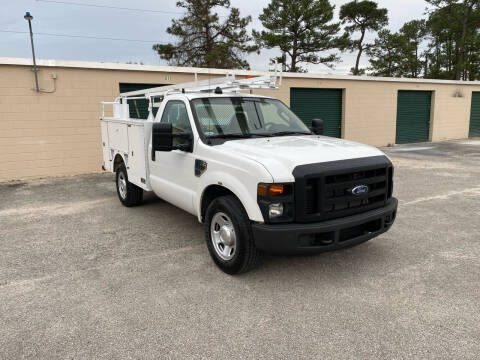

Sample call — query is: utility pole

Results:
[24,12,40,92]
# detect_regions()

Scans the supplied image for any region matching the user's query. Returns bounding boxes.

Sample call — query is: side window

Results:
[161,100,192,146]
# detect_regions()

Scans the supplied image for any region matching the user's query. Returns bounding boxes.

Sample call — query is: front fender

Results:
[195,171,265,223]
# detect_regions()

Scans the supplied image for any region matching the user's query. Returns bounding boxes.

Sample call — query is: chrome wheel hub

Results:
[118,171,127,199]
[210,212,236,261]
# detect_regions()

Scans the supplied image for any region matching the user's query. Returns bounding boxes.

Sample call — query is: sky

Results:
[0,0,430,74]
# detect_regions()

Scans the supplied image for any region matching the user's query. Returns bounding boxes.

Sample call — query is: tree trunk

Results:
[415,44,419,78]
[456,2,472,80]
[204,9,214,68]
[424,56,428,78]
[291,36,298,72]
[291,55,297,72]
[354,29,366,75]
[388,48,393,77]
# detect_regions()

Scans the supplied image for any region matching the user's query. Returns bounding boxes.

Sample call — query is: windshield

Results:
[190,97,311,138]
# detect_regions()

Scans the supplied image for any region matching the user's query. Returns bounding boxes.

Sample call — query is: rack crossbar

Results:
[119,74,279,99]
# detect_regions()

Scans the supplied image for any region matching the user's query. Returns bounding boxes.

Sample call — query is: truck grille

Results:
[293,156,393,223]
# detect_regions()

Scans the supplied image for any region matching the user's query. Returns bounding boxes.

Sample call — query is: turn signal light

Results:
[257,184,285,197]
[269,184,284,196]
[257,184,268,197]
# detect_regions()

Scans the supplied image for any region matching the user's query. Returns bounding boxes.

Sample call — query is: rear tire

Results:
[116,163,143,207]
[205,195,261,274]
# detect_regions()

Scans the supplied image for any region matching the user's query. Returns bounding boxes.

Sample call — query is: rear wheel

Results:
[115,163,143,207]
[205,195,261,274]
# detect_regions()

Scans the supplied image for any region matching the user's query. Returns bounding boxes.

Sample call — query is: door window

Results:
[161,100,192,146]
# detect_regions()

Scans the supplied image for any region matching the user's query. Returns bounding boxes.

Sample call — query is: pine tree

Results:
[254,0,341,72]
[153,0,258,69]
[398,20,428,78]
[339,0,388,75]
[426,0,480,80]
[367,21,428,78]
[367,30,403,77]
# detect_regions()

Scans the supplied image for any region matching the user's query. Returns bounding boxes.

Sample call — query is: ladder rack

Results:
[102,70,282,120]
[119,73,282,100]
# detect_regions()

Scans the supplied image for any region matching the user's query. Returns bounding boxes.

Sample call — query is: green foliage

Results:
[151,0,480,80]
[368,20,427,78]
[253,0,341,72]
[367,30,404,77]
[367,1,480,81]
[424,0,480,80]
[424,4,463,79]
[152,0,258,69]
[339,0,389,75]
[398,20,428,78]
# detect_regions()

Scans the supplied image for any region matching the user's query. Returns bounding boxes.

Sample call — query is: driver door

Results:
[149,99,197,214]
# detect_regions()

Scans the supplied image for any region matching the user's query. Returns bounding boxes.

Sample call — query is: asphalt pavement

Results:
[1,139,479,359]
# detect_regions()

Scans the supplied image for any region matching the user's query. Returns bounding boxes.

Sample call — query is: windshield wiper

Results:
[206,133,253,139]
[207,133,274,139]
[269,131,313,137]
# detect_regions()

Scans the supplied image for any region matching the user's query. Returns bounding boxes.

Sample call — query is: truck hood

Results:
[216,135,386,182]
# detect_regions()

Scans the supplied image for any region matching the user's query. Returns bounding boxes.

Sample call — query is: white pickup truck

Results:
[100,75,397,274]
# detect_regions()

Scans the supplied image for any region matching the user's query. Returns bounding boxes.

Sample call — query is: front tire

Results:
[115,163,143,207]
[205,195,261,274]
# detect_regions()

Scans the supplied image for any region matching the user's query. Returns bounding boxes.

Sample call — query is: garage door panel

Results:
[290,88,342,138]
[396,91,431,144]
[469,92,480,137]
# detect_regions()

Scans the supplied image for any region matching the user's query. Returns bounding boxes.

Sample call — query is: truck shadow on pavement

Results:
[139,190,395,278]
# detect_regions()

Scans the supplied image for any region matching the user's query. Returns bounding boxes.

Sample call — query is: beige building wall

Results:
[0,64,218,182]
[265,78,477,147]
[430,85,473,141]
[0,58,479,182]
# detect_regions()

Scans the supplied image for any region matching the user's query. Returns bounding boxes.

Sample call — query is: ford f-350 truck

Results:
[100,75,397,274]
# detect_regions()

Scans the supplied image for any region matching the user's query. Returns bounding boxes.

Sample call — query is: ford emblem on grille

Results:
[351,185,369,196]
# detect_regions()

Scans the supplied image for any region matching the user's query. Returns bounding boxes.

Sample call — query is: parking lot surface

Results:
[1,139,479,359]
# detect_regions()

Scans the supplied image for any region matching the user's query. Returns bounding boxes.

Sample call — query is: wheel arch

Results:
[197,178,263,223]
[113,153,125,172]
[200,185,235,223]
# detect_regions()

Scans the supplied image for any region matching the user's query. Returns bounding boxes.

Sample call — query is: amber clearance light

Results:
[258,184,284,197]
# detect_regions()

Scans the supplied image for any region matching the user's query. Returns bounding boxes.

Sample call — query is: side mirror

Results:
[152,122,192,160]
[311,118,324,135]
[152,123,173,155]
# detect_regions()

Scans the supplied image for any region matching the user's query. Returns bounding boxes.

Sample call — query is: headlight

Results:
[268,203,284,218]
[257,183,294,223]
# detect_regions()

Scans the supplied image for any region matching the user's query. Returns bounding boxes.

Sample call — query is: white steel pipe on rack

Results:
[119,74,280,99]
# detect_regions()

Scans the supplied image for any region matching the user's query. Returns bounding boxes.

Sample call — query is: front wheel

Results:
[115,163,143,207]
[205,195,261,274]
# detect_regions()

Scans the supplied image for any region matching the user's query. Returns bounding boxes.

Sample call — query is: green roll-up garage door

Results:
[396,90,432,144]
[469,92,480,137]
[119,83,164,119]
[290,88,343,138]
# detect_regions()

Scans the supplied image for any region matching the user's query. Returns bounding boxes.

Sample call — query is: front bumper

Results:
[252,198,398,255]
